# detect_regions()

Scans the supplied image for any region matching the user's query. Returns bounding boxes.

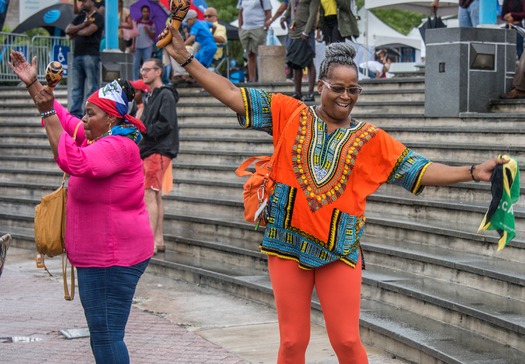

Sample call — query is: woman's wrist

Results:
[26,78,38,89]
[469,164,480,182]
[41,109,56,118]
[179,54,194,67]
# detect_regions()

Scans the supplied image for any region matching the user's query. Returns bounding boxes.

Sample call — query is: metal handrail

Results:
[0,32,72,83]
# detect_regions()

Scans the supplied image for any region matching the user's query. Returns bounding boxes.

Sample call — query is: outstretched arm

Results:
[165,25,245,114]
[421,157,508,186]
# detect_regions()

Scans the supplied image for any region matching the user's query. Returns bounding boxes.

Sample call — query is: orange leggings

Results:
[268,255,368,364]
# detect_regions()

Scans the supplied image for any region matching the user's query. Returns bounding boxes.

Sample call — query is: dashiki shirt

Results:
[238,88,432,270]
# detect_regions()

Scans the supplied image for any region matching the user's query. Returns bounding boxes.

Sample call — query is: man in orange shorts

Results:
[139,58,179,253]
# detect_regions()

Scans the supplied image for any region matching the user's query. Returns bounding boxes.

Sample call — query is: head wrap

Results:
[87,80,146,132]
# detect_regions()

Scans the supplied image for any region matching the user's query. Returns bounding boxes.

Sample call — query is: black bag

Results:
[419,11,446,44]
[286,38,315,70]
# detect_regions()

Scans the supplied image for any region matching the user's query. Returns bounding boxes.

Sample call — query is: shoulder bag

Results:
[235,104,306,228]
[34,121,82,301]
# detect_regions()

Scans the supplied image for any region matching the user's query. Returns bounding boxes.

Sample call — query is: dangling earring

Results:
[107,123,113,136]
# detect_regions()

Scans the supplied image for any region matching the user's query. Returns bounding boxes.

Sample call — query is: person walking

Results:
[65,0,104,118]
[163,26,508,363]
[9,50,153,364]
[317,0,359,45]
[284,0,319,101]
[139,58,179,254]
[237,0,272,82]
[132,5,156,80]
[432,0,480,27]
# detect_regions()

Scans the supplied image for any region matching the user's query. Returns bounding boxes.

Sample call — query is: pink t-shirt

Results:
[52,102,154,268]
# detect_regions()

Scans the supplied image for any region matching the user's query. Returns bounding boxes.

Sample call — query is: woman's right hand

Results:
[8,50,38,86]
[165,26,192,64]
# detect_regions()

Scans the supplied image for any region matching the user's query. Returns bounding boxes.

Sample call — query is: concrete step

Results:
[0,196,39,215]
[0,155,57,170]
[403,141,524,161]
[0,168,63,184]
[0,180,57,198]
[145,258,525,364]
[0,144,53,156]
[165,236,267,276]
[489,98,525,113]
[363,240,525,301]
[362,264,525,351]
[366,193,525,235]
[382,125,525,144]
[364,215,525,264]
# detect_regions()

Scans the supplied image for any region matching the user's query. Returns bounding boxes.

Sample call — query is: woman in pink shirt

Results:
[9,50,154,364]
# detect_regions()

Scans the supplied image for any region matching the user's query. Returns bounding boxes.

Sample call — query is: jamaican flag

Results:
[478,155,520,251]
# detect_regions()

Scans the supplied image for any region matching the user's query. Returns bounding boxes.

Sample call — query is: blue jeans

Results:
[133,46,153,80]
[77,259,150,364]
[458,0,479,28]
[70,55,100,118]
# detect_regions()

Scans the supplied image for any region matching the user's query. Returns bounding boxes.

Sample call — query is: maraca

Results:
[156,0,191,48]
[45,61,64,88]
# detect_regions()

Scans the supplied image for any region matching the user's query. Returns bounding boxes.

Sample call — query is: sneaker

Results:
[303,93,315,102]
[500,89,525,99]
[291,93,303,100]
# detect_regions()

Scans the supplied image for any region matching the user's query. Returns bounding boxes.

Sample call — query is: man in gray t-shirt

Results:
[237,0,272,82]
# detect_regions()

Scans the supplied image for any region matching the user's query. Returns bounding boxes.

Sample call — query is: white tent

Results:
[357,8,422,50]
[365,0,459,17]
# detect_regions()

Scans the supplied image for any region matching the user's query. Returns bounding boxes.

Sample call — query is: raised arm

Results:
[164,26,245,114]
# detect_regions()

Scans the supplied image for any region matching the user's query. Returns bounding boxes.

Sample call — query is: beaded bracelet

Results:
[179,54,194,67]
[41,109,56,118]
[469,164,480,183]
[26,79,37,89]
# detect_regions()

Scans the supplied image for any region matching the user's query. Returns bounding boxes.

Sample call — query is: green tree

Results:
[355,0,424,36]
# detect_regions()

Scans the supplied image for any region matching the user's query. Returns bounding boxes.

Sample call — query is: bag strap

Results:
[60,121,83,184]
[235,104,307,177]
[62,254,75,301]
[60,121,81,300]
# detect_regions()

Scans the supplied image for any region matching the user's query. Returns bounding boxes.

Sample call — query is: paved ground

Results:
[1,247,407,363]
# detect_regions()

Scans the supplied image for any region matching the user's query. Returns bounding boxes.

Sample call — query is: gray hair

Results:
[318,43,358,80]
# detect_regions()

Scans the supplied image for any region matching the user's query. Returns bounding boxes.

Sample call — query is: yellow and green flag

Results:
[478,155,520,251]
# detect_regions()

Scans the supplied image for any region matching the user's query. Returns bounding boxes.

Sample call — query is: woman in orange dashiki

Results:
[164,29,508,364]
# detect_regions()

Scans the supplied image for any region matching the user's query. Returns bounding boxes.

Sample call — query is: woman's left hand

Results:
[8,50,38,86]
[33,86,56,114]
[474,157,509,182]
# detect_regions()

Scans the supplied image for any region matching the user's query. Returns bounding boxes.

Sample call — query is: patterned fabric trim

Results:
[293,109,379,212]
[237,88,273,133]
[387,149,432,195]
[260,182,364,269]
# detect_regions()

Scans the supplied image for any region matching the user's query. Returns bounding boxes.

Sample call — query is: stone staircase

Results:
[0,77,524,363]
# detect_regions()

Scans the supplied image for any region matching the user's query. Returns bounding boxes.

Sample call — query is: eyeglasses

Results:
[321,80,362,95]
[204,14,216,18]
[140,67,159,73]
